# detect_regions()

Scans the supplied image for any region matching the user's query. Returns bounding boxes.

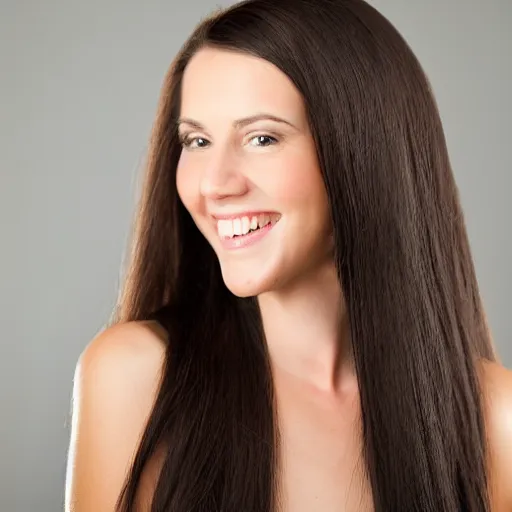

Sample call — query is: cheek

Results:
[267,154,332,249]
[176,154,199,212]
[268,153,327,208]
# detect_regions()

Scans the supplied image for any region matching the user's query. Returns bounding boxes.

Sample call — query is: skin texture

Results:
[65,49,512,511]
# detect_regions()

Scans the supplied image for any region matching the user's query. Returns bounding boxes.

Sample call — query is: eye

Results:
[179,135,210,149]
[249,135,278,147]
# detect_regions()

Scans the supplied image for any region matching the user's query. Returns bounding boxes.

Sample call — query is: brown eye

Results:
[180,136,210,149]
[249,135,278,147]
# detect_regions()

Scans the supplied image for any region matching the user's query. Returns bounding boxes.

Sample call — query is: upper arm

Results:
[65,321,167,512]
[480,360,512,511]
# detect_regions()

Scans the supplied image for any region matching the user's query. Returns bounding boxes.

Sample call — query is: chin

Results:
[219,264,279,298]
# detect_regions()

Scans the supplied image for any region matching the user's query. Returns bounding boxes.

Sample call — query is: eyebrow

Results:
[176,113,299,131]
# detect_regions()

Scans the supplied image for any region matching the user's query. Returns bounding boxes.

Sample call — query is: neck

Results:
[257,262,354,394]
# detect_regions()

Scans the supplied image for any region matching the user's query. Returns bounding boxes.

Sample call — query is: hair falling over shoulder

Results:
[112,1,497,510]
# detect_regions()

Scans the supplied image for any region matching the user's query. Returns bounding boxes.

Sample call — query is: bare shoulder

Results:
[478,359,512,510]
[65,320,168,512]
[76,320,168,390]
[479,359,512,433]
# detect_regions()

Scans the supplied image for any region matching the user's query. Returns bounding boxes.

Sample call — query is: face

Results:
[176,47,333,297]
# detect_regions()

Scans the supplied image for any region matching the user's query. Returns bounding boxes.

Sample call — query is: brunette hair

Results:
[114,0,496,510]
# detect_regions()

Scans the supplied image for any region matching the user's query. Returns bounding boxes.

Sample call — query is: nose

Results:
[199,148,248,200]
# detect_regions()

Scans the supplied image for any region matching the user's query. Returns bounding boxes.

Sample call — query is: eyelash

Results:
[178,134,279,150]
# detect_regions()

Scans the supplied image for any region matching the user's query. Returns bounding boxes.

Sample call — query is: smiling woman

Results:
[65,1,512,511]
[175,48,331,298]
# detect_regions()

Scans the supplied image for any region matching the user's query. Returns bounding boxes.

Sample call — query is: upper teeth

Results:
[217,214,278,239]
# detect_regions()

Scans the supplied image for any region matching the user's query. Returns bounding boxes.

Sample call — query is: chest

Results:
[274,377,374,512]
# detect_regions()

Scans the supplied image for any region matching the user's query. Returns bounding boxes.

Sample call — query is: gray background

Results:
[1,0,510,510]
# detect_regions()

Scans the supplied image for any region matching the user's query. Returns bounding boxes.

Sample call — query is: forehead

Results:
[180,47,306,122]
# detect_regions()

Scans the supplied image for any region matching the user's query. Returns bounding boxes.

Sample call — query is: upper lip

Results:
[209,211,279,220]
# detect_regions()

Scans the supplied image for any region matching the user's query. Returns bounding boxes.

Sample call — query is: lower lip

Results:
[219,222,277,250]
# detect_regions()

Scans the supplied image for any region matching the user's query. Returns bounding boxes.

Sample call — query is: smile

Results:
[214,212,281,250]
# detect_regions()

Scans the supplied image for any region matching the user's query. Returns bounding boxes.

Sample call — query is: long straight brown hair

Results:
[113,0,496,510]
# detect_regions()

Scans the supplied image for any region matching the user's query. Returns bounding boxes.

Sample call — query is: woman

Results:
[65,0,512,510]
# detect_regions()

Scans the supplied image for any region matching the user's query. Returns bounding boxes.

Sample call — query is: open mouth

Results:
[214,212,281,249]
[217,213,281,240]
